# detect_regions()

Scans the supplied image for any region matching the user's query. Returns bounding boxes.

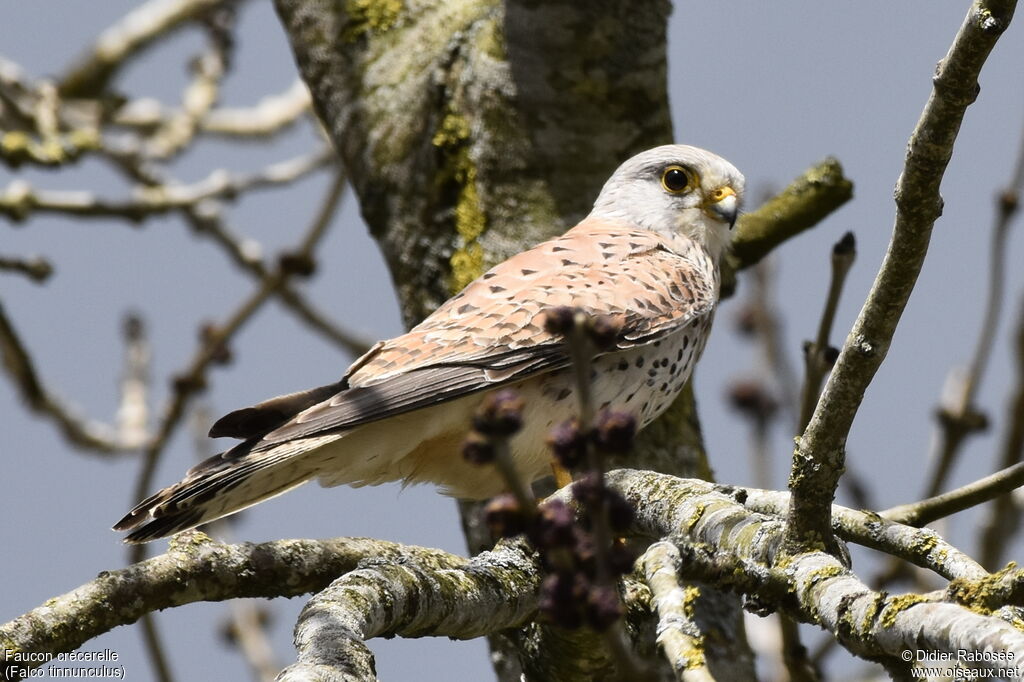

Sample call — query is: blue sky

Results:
[3,3,1023,679]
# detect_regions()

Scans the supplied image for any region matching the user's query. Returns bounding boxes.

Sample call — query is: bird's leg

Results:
[551,462,573,489]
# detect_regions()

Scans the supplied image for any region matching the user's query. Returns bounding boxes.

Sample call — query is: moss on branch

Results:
[730,158,853,271]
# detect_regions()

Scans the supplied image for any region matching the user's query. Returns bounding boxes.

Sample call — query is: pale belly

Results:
[314,324,710,500]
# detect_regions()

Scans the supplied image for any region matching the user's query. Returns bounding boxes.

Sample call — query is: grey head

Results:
[589,144,746,261]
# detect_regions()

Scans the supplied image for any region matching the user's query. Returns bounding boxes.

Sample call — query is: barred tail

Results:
[113,438,332,543]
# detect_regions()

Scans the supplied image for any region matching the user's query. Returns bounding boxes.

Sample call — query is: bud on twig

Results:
[543,306,577,337]
[278,251,317,277]
[585,584,623,632]
[531,499,576,549]
[199,321,233,365]
[484,494,528,539]
[832,230,856,258]
[472,389,524,437]
[586,316,622,351]
[593,410,636,454]
[734,305,760,337]
[547,418,586,469]
[538,572,589,629]
[728,379,778,422]
[461,431,495,464]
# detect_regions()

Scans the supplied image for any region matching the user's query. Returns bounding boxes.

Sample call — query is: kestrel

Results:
[115,144,744,543]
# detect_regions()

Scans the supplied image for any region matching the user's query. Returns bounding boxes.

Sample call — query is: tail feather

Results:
[114,438,334,543]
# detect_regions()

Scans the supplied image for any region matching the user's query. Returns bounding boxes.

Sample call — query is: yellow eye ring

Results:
[661,165,693,194]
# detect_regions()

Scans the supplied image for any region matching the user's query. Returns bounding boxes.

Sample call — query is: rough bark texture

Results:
[274,0,673,326]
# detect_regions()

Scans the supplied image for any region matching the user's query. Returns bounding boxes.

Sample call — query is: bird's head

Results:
[589,144,745,262]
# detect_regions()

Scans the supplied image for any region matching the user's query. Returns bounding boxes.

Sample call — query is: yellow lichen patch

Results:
[879,594,929,629]
[343,0,403,42]
[912,531,939,554]
[947,562,1021,616]
[857,593,885,634]
[682,584,701,619]
[167,529,215,553]
[807,565,844,587]
[681,646,707,672]
[684,502,708,533]
[473,17,506,61]
[432,112,471,148]
[432,111,487,293]
[1,131,30,153]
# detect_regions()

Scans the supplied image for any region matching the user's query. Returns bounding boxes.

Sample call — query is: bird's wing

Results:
[213,220,717,449]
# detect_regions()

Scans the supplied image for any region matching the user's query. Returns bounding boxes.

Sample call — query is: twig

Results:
[58,0,229,98]
[778,617,819,682]
[114,80,312,139]
[0,254,52,282]
[727,379,779,489]
[798,232,856,432]
[100,148,373,356]
[923,108,1024,499]
[727,158,853,273]
[143,11,233,160]
[784,0,1016,555]
[881,462,1024,527]
[202,80,311,137]
[734,481,988,582]
[137,616,174,682]
[751,258,799,421]
[0,149,333,223]
[0,300,131,454]
[639,542,714,682]
[116,313,151,449]
[980,299,1024,567]
[224,600,279,682]
[0,58,101,167]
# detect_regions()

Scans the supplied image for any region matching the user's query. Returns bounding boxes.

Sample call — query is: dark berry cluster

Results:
[542,306,622,351]
[462,309,642,632]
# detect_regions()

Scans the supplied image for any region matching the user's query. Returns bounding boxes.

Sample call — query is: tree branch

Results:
[57,0,232,98]
[640,541,715,682]
[0,149,333,223]
[6,470,1020,680]
[0,534,464,676]
[606,469,1024,673]
[115,80,312,139]
[730,158,853,271]
[882,463,1024,528]
[278,540,538,681]
[0,300,131,454]
[785,0,1017,554]
[741,487,988,582]
[0,254,52,283]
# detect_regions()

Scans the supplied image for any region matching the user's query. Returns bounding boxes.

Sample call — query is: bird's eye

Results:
[661,166,692,194]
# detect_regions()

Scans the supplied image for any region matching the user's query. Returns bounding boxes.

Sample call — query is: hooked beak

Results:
[703,186,738,229]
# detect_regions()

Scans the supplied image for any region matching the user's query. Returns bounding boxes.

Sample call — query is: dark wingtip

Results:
[208,381,346,439]
[112,513,139,532]
[118,509,205,544]
[208,407,275,438]
[112,489,165,532]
